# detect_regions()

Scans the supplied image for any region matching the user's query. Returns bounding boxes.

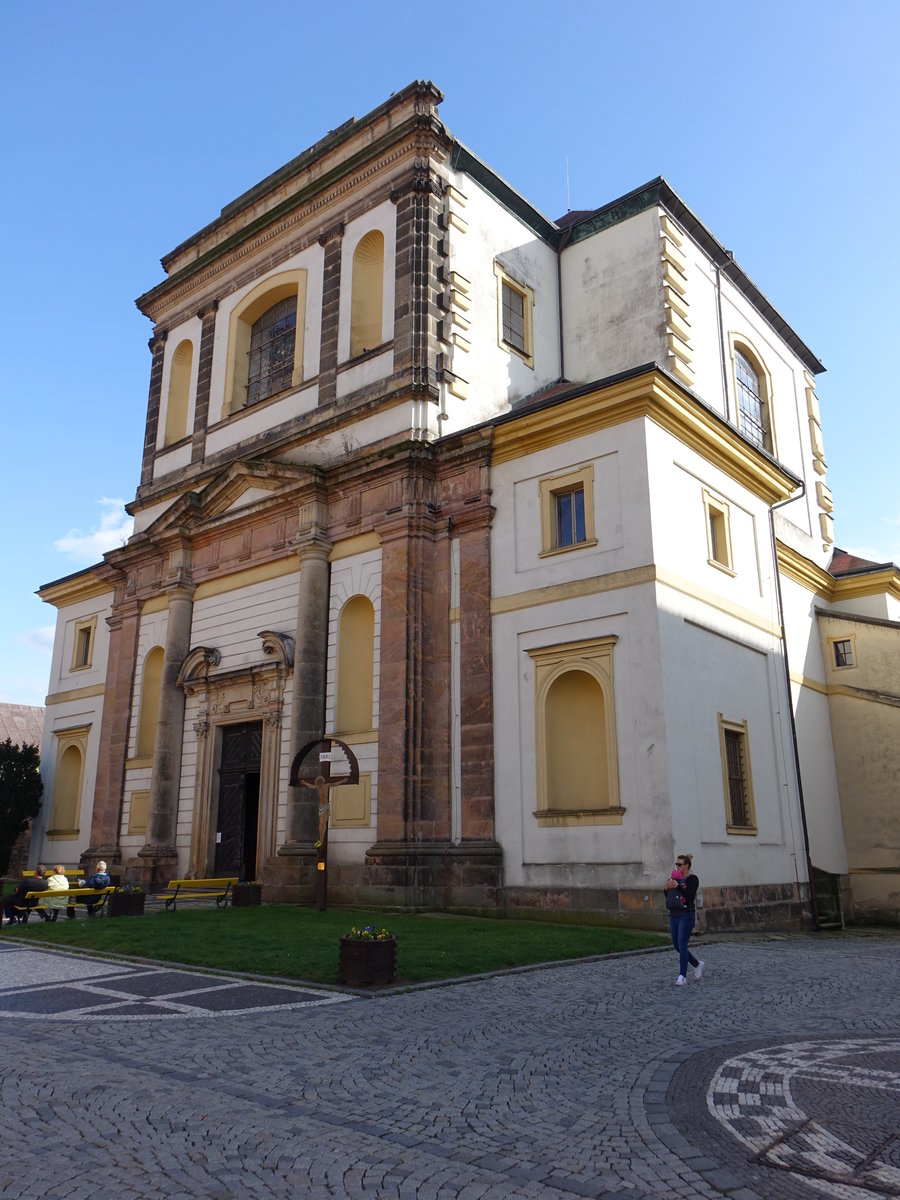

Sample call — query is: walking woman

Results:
[664,853,705,986]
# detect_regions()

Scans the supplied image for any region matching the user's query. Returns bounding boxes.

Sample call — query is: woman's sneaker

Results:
[675,975,687,986]
[694,961,705,980]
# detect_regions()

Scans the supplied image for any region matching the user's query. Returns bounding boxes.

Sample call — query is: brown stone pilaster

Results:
[375,471,448,847]
[140,332,166,487]
[317,224,343,408]
[140,583,194,878]
[88,588,141,864]
[452,501,496,840]
[191,307,217,464]
[391,170,443,393]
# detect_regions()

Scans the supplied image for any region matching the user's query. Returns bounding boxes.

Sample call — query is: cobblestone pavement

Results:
[0,932,897,1200]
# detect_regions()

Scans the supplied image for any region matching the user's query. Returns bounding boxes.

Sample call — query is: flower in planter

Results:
[346,925,393,941]
[115,884,143,894]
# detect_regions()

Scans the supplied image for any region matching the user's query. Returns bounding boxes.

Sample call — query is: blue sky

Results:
[2,0,898,706]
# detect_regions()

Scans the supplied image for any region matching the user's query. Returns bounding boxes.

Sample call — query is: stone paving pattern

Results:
[0,932,897,1199]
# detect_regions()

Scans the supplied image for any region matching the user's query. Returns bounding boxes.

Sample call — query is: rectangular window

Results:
[70,617,97,671]
[832,639,854,668]
[718,715,757,834]
[494,263,534,367]
[539,466,596,556]
[702,489,734,573]
[555,486,586,548]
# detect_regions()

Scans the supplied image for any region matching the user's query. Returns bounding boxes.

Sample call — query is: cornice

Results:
[139,123,447,321]
[776,541,835,598]
[492,366,797,506]
[777,542,900,605]
[37,569,114,609]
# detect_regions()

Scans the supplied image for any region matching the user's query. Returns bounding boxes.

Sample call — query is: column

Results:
[282,500,332,849]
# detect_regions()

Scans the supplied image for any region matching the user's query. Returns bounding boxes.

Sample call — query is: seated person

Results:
[2,865,49,924]
[79,860,111,916]
[45,864,71,923]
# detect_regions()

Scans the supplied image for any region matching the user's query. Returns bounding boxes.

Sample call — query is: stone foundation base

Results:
[320,841,504,910]
[262,850,319,905]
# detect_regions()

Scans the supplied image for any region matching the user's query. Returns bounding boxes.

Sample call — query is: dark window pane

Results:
[502,282,525,351]
[555,486,586,548]
[246,295,297,406]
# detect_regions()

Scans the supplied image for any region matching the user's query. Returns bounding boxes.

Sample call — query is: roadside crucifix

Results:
[289,737,359,911]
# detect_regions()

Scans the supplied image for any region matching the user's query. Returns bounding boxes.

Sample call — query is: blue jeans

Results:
[670,912,700,977]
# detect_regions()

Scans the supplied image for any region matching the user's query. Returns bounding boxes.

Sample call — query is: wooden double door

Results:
[215,722,261,880]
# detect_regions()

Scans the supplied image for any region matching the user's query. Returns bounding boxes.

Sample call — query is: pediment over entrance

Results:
[142,460,318,539]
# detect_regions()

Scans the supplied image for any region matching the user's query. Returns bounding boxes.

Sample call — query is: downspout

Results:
[769,485,821,931]
[557,226,574,381]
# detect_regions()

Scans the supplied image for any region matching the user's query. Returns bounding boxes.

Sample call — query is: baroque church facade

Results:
[33,82,900,929]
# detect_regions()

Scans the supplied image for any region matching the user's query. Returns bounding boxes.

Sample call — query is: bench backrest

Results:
[165,877,239,890]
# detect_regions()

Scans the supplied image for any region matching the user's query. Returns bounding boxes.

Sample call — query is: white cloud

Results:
[54,498,134,564]
[16,625,55,654]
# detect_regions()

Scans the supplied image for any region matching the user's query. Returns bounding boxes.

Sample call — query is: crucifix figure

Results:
[289,737,359,910]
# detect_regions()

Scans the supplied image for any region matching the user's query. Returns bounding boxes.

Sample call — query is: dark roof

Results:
[0,704,44,748]
[829,547,896,576]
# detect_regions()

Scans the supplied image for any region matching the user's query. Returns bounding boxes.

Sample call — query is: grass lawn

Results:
[1,905,666,984]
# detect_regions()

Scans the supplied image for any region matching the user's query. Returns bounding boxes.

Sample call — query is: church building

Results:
[33,81,900,929]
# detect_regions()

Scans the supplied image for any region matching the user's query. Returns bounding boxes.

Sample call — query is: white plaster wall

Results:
[190,574,299,675]
[323,546,382,862]
[155,315,202,452]
[46,593,113,697]
[830,592,900,622]
[205,384,320,458]
[560,208,666,385]
[336,348,393,399]
[206,243,325,430]
[645,422,770,615]
[491,419,652,601]
[439,168,560,434]
[493,584,671,890]
[337,201,397,365]
[656,601,804,888]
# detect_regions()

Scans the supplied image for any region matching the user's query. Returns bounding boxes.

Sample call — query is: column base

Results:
[135,844,179,889]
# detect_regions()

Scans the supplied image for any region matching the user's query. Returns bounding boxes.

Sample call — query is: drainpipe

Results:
[769,486,820,931]
[556,226,574,382]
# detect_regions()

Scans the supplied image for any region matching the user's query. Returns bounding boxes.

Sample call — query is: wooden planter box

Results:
[231,883,262,907]
[338,936,397,986]
[107,891,145,918]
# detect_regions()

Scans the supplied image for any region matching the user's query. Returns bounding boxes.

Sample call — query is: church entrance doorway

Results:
[215,722,262,880]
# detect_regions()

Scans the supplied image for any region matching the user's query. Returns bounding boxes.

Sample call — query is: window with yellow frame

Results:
[493,262,534,367]
[718,715,757,834]
[538,465,597,557]
[702,488,735,574]
[70,616,97,671]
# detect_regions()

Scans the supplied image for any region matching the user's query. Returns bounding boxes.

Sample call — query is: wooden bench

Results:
[16,887,115,922]
[161,877,238,910]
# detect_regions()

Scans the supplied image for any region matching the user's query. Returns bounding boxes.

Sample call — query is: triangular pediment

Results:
[144,460,317,538]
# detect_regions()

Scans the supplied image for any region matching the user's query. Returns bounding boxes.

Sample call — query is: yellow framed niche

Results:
[528,637,622,827]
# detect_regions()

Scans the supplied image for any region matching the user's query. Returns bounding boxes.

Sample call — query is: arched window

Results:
[136,647,164,758]
[49,738,85,834]
[350,231,384,358]
[734,346,772,452]
[224,271,307,416]
[546,670,608,810]
[247,294,297,405]
[335,596,375,733]
[164,340,193,445]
